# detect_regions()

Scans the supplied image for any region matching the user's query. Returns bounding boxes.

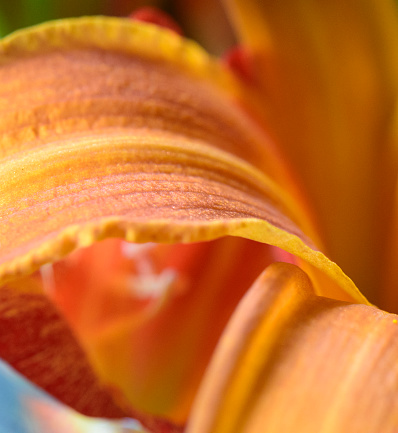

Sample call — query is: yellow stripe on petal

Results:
[0,17,366,304]
[187,262,398,433]
[0,129,366,304]
[0,16,288,180]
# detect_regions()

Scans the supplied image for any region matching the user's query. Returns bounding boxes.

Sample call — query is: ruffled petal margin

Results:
[0,17,366,305]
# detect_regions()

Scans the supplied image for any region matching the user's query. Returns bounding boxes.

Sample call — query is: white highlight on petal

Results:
[121,242,157,259]
[127,268,177,299]
[40,263,55,294]
[121,241,178,299]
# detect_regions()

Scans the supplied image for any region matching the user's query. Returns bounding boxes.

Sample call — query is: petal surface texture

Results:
[0,285,126,417]
[224,0,398,300]
[0,17,365,304]
[187,263,398,433]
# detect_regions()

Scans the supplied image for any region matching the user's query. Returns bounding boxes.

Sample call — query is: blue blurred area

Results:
[0,359,50,433]
[0,359,146,433]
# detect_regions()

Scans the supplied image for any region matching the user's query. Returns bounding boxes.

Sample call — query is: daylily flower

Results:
[1,0,398,432]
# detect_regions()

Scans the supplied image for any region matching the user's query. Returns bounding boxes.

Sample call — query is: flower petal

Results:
[0,285,126,418]
[0,17,365,304]
[45,238,282,423]
[378,161,398,312]
[187,262,398,433]
[224,0,398,299]
[0,359,146,433]
[0,283,184,431]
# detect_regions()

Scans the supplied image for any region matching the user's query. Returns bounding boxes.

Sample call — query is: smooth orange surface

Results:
[188,263,398,432]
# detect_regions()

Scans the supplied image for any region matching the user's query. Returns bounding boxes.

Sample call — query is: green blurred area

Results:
[0,0,162,37]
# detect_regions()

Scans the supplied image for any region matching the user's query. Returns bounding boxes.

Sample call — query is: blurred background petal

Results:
[224,0,398,305]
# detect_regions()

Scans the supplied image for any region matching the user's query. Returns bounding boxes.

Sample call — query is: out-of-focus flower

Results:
[1,1,398,432]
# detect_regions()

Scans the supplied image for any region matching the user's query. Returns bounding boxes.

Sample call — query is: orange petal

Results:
[224,0,398,299]
[378,156,398,312]
[187,262,398,433]
[46,237,281,423]
[0,17,365,304]
[0,283,184,432]
[0,286,125,418]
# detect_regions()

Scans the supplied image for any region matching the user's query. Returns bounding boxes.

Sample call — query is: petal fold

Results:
[188,262,398,433]
[0,17,365,303]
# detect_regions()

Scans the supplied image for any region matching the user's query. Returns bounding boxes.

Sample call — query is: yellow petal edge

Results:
[0,17,368,306]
